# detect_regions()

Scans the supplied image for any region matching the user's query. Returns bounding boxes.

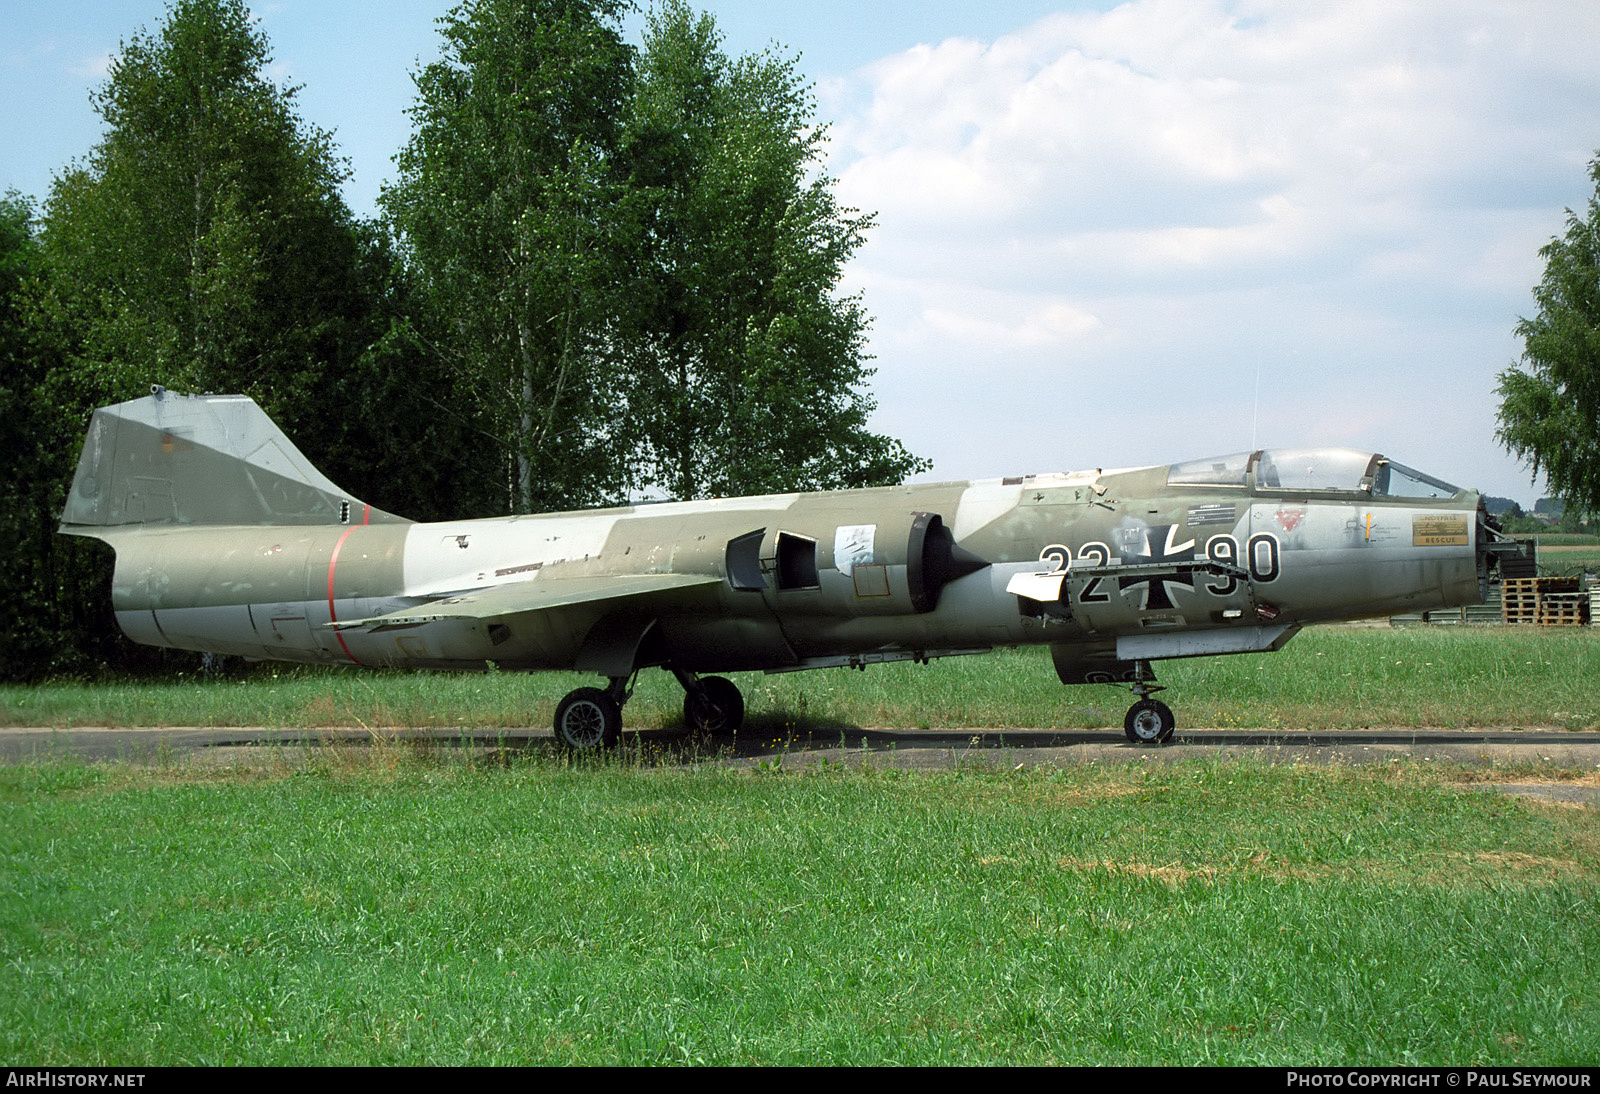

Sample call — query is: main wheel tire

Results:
[1123,698,1175,745]
[554,687,621,750]
[683,675,745,734]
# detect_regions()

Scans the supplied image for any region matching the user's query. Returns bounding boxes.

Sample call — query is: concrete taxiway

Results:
[3,724,1597,805]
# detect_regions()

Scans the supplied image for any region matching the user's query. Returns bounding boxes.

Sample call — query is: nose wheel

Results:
[1119,669,1175,745]
[1124,696,1175,744]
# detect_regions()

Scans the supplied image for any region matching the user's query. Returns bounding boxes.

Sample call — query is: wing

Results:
[331,572,723,631]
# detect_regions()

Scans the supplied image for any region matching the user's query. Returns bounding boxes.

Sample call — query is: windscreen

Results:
[1371,459,1460,499]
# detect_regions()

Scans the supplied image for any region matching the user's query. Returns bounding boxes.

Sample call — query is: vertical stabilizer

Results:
[60,388,408,533]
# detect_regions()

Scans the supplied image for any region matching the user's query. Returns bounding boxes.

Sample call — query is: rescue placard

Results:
[1412,516,1469,546]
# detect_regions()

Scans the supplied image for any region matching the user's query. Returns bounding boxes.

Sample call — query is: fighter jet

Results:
[60,388,1504,747]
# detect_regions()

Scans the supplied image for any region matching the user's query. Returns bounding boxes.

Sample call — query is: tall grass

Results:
[6,626,1596,732]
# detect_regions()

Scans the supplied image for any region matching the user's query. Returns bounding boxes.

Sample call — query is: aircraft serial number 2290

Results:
[61,389,1506,747]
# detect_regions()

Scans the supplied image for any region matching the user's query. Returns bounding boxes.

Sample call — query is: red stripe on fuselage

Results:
[327,526,363,666]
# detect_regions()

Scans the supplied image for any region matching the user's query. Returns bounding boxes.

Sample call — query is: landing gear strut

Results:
[1121,667,1175,745]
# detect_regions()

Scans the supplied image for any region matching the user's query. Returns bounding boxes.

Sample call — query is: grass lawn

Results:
[2,753,1596,1065]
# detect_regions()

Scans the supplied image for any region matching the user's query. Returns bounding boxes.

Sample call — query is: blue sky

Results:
[6,1,1599,505]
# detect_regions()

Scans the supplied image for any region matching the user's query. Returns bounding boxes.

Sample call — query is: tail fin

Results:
[60,387,408,535]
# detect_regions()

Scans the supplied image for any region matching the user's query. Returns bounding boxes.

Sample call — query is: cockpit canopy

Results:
[1167,448,1464,499]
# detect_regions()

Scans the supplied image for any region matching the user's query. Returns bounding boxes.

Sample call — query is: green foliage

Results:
[1497,152,1600,514]
[0,196,46,619]
[384,0,927,508]
[622,1,927,498]
[1482,495,1523,519]
[32,0,486,523]
[1500,513,1549,534]
[383,0,638,513]
[0,194,120,678]
[42,0,347,405]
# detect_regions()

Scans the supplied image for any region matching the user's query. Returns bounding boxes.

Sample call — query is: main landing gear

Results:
[553,680,626,750]
[679,671,745,736]
[551,669,746,751]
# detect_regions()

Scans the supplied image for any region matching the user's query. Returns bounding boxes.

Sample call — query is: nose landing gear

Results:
[1121,667,1175,745]
[1124,690,1175,744]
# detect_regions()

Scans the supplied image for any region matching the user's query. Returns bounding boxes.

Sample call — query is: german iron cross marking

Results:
[1118,525,1197,610]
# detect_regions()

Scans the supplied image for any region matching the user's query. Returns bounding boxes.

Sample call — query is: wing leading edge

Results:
[330,572,724,632]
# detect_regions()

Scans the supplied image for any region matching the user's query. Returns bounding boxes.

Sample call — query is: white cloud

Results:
[822,0,1600,500]
[71,49,114,79]
[923,296,1103,350]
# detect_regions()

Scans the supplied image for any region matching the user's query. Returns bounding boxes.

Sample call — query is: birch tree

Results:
[383,0,635,513]
[623,1,927,499]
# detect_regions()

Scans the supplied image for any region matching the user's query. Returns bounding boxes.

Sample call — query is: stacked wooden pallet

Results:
[1500,578,1540,623]
[1502,576,1590,625]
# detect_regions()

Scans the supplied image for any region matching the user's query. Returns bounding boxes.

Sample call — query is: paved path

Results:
[3,724,1598,805]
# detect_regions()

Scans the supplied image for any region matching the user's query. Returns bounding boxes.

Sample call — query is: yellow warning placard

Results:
[1412,516,1469,546]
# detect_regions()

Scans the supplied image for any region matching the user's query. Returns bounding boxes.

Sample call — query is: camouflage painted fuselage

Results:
[83,436,1484,682]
